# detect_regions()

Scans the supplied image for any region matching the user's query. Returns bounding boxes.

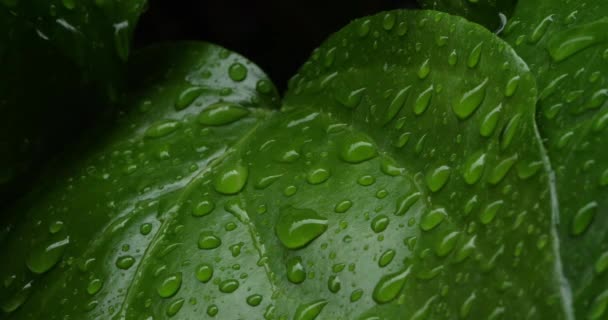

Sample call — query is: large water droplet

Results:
[286,256,306,284]
[384,86,411,124]
[228,62,248,81]
[219,279,239,293]
[463,151,486,185]
[420,208,447,231]
[275,207,328,249]
[158,272,182,298]
[426,165,451,192]
[175,87,204,110]
[26,236,69,274]
[340,135,377,164]
[145,120,180,138]
[547,17,608,62]
[467,42,483,68]
[214,163,248,194]
[372,266,411,304]
[571,201,598,236]
[293,299,328,320]
[198,231,222,249]
[199,102,249,126]
[395,192,421,216]
[453,78,488,119]
[413,85,434,115]
[196,263,214,283]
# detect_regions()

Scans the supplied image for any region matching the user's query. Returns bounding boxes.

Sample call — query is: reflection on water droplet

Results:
[158,272,182,298]
[214,163,248,195]
[199,102,249,126]
[228,62,248,81]
[275,207,328,249]
[26,236,69,274]
[372,266,411,304]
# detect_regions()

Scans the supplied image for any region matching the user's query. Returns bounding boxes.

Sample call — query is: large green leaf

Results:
[503,1,608,318]
[0,0,146,199]
[1,10,571,319]
[417,0,515,30]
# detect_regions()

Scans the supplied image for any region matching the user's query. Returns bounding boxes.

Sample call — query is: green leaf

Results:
[0,41,279,317]
[503,1,608,318]
[0,0,146,197]
[418,0,515,31]
[0,9,571,319]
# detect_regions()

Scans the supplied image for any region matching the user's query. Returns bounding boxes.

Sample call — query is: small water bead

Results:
[436,231,460,257]
[357,175,376,186]
[219,279,239,293]
[571,201,598,236]
[228,62,248,81]
[480,200,504,225]
[488,154,518,185]
[214,163,248,195]
[480,103,502,137]
[420,208,447,231]
[505,76,520,97]
[158,272,182,298]
[145,120,180,138]
[340,135,377,163]
[334,200,353,213]
[286,257,306,284]
[358,19,371,37]
[166,298,185,317]
[207,305,219,317]
[371,215,390,233]
[247,294,263,306]
[196,263,213,283]
[528,15,553,44]
[277,149,300,163]
[467,42,483,68]
[384,86,411,125]
[500,114,521,150]
[394,132,411,148]
[351,289,364,302]
[335,87,366,109]
[175,87,204,110]
[381,159,404,176]
[463,151,487,185]
[115,255,135,270]
[87,278,103,295]
[395,192,421,216]
[275,207,328,249]
[193,200,214,217]
[140,223,153,235]
[417,59,431,79]
[199,102,249,126]
[283,185,298,197]
[453,78,488,119]
[376,189,389,199]
[294,300,328,320]
[600,169,608,187]
[256,79,273,94]
[307,168,330,185]
[372,266,412,304]
[595,251,608,275]
[382,12,396,30]
[255,173,283,189]
[426,165,451,192]
[413,85,434,115]
[448,50,458,66]
[198,231,222,249]
[378,249,396,267]
[327,275,341,293]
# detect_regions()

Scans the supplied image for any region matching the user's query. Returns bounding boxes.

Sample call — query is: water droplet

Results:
[426,165,451,192]
[115,255,135,270]
[207,304,219,317]
[480,103,502,137]
[62,0,75,9]
[284,185,298,197]
[335,200,353,213]
[275,207,328,249]
[358,19,371,37]
[87,278,103,295]
[307,168,330,185]
[420,208,447,231]
[395,192,421,216]
[256,79,274,94]
[340,135,377,163]
[162,298,184,318]
[176,87,204,110]
[196,263,213,283]
[323,47,337,68]
[1,282,31,313]
[378,249,396,267]
[372,266,411,304]
[448,50,458,65]
[157,272,182,298]
[460,292,477,318]
[199,102,249,126]
[335,87,366,109]
[417,59,431,79]
[371,215,389,233]
[384,86,411,124]
[214,163,248,195]
[247,294,263,306]
[228,62,248,81]
[547,17,608,62]
[488,154,518,185]
[596,251,608,274]
[140,223,152,235]
[219,279,239,293]
[327,275,341,293]
[463,151,486,185]
[467,42,483,68]
[453,78,488,119]
[198,231,222,249]
[587,289,608,320]
[382,13,396,30]
[600,169,608,187]
[294,299,328,320]
[286,256,306,284]
[413,85,434,115]
[394,132,411,148]
[113,21,130,62]
[571,201,598,236]
[500,114,521,149]
[357,175,376,186]
[277,149,300,163]
[193,200,215,217]
[529,15,553,43]
[48,221,63,234]
[505,76,520,97]
[26,237,69,274]
[436,231,460,257]
[480,200,504,225]
[145,120,180,138]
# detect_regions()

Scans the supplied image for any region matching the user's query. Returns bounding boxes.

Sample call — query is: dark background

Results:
[134,1,419,92]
